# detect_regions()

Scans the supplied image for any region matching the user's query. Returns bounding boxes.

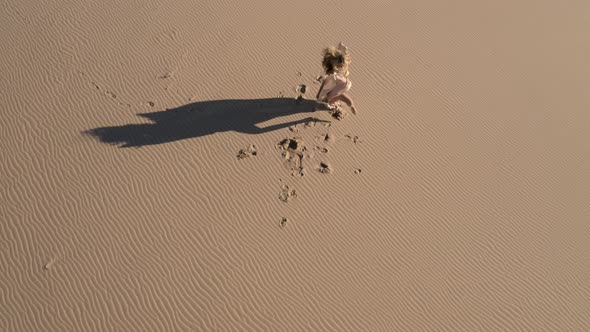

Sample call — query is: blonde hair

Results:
[322,45,351,75]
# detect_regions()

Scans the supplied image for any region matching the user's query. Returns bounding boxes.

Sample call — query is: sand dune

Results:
[1,0,589,331]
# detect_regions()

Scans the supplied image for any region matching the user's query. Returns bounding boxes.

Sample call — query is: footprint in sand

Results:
[279,217,288,228]
[82,73,130,106]
[345,134,361,144]
[319,162,332,174]
[278,137,303,153]
[279,185,297,202]
[297,84,307,94]
[278,137,306,177]
[330,108,345,120]
[237,145,258,160]
[314,146,328,154]
[290,118,325,133]
[316,133,334,144]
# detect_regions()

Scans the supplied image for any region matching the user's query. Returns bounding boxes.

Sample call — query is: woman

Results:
[316,43,357,115]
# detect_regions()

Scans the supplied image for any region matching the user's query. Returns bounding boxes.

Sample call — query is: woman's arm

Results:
[316,78,327,100]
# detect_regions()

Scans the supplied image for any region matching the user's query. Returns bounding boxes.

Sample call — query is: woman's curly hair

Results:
[322,46,350,74]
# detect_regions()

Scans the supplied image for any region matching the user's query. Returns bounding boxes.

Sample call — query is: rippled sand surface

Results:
[1,0,589,330]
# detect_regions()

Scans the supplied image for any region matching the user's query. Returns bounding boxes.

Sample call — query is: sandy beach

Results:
[1,0,589,330]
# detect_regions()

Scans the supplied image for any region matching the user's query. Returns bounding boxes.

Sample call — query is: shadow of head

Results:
[84,97,329,148]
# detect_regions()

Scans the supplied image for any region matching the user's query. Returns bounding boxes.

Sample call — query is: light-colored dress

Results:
[317,73,352,104]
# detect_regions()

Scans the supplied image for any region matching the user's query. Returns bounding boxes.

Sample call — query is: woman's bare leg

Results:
[328,93,356,114]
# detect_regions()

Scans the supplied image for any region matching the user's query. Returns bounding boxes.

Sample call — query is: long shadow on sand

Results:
[85,97,328,147]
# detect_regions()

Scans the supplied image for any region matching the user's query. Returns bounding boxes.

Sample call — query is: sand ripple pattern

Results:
[1,0,590,331]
